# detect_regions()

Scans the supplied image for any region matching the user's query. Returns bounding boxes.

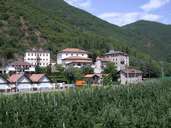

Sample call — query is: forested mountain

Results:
[0,0,171,76]
[123,20,171,62]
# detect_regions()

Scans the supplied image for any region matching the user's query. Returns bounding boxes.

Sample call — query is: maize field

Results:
[0,79,171,128]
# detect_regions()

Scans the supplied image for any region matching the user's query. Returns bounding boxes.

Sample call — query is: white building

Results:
[94,50,129,73]
[29,74,54,91]
[8,74,33,92]
[5,61,35,74]
[120,68,143,85]
[24,48,50,67]
[57,48,92,68]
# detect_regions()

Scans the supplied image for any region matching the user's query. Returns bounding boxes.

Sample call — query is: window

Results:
[121,61,125,64]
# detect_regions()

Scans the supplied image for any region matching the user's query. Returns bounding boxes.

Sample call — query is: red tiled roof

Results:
[84,73,108,78]
[8,74,24,83]
[60,48,87,53]
[84,74,100,78]
[29,74,45,82]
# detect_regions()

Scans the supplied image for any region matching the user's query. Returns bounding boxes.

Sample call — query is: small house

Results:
[84,74,108,85]
[8,74,32,92]
[120,68,143,85]
[29,74,53,91]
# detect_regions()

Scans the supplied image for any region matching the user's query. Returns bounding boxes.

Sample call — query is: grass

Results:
[0,79,171,128]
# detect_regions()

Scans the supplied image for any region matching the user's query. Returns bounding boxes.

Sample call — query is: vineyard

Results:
[0,79,171,128]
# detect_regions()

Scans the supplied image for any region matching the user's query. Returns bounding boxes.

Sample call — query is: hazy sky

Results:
[64,0,171,26]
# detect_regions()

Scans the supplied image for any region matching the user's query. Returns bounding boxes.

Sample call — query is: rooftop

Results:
[60,48,88,53]
[105,50,128,56]
[29,74,45,82]
[26,48,49,53]
[121,68,142,74]
[8,74,24,83]
[10,61,33,66]
[63,56,91,60]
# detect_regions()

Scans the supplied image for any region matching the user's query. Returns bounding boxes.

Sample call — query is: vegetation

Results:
[0,79,171,128]
[0,0,171,77]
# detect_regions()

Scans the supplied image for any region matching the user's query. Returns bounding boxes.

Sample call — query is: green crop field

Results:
[0,79,171,128]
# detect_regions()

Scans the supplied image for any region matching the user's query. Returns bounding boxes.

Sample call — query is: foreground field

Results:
[0,79,171,128]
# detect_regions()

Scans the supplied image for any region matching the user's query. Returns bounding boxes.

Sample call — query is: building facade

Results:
[8,74,33,92]
[94,50,129,73]
[24,48,50,67]
[6,61,35,74]
[29,74,53,90]
[57,48,92,68]
[120,68,143,85]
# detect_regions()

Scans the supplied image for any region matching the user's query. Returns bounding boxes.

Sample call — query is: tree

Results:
[103,62,118,82]
[64,67,83,84]
[81,65,94,75]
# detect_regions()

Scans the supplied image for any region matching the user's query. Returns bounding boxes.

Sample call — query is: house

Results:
[94,50,129,73]
[120,68,143,85]
[24,48,50,67]
[57,48,92,68]
[84,74,101,85]
[8,74,32,92]
[5,61,35,74]
[84,73,108,85]
[29,74,53,91]
[0,76,10,92]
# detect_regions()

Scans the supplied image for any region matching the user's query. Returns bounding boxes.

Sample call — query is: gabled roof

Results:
[0,76,9,84]
[8,74,27,83]
[84,73,108,78]
[59,48,88,53]
[84,74,100,78]
[29,74,46,82]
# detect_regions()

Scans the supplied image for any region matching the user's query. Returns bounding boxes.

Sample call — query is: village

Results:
[0,48,143,93]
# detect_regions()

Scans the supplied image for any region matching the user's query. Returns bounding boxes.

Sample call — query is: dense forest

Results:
[0,0,171,76]
[0,79,171,128]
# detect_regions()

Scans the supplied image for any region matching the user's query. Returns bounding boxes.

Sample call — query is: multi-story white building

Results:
[57,48,92,68]
[24,48,50,67]
[94,50,129,73]
[120,68,143,85]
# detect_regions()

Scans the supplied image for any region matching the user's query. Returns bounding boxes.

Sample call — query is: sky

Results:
[64,0,171,26]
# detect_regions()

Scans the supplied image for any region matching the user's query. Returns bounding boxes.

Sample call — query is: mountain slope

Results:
[123,20,171,62]
[0,0,171,76]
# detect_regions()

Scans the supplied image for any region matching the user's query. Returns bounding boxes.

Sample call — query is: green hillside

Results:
[0,0,171,76]
[123,20,171,62]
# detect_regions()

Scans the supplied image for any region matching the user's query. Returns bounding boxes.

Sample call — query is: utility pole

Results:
[160,61,164,79]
